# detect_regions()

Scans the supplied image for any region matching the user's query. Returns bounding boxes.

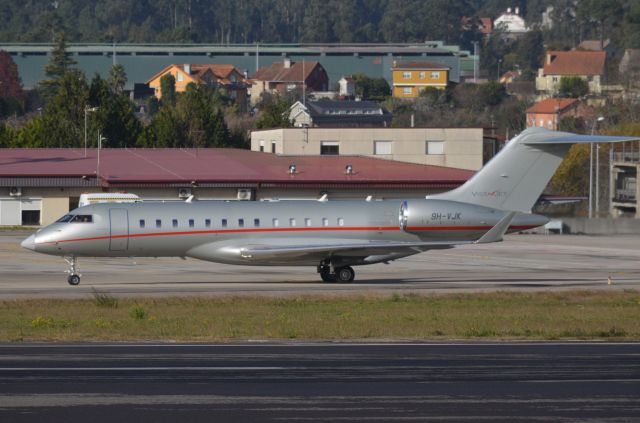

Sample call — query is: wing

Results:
[186,237,472,266]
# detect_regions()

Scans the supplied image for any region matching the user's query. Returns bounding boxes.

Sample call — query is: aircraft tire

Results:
[320,268,336,283]
[335,266,355,283]
[67,274,81,286]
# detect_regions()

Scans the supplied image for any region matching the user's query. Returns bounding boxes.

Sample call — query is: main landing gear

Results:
[318,262,355,283]
[64,256,81,286]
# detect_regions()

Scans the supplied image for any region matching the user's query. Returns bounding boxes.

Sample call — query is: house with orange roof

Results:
[146,63,249,109]
[250,59,329,105]
[535,51,607,96]
[525,98,579,130]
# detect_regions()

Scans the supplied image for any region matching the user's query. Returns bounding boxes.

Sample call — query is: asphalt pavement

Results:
[0,342,639,422]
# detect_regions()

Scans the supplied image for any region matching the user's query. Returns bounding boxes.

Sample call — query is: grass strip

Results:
[1,290,639,342]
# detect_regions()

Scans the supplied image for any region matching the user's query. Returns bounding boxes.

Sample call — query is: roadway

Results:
[1,232,639,298]
[0,342,638,422]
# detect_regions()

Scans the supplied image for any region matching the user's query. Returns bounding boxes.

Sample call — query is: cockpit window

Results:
[56,214,74,223]
[70,215,93,223]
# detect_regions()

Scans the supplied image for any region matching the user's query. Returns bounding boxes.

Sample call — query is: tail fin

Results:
[428,127,639,213]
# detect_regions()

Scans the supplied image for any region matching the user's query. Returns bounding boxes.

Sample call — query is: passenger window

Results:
[156,219,161,228]
[172,219,178,228]
[338,217,344,226]
[290,218,296,227]
[222,219,227,228]
[254,218,260,227]
[70,215,93,223]
[238,218,244,228]
[205,219,211,228]
[139,219,145,228]
[305,218,312,227]
[189,219,195,228]
[273,218,279,227]
[322,217,329,227]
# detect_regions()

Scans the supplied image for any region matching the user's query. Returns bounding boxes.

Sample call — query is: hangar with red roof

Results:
[0,148,474,226]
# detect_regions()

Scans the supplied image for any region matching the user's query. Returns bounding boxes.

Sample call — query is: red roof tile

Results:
[543,51,606,76]
[393,61,450,70]
[0,149,473,187]
[526,98,578,114]
[252,61,322,83]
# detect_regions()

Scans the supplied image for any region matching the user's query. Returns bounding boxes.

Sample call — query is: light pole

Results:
[589,116,605,218]
[84,106,98,158]
[472,41,479,83]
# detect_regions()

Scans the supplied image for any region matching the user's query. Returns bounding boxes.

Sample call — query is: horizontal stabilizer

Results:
[524,134,640,144]
[475,212,516,244]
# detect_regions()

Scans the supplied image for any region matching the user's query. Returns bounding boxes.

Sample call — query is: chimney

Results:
[507,7,511,13]
[284,58,291,68]
[184,64,191,75]
[515,7,519,14]
[546,53,554,65]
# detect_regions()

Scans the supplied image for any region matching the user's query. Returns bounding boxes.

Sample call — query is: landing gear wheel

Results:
[335,266,355,283]
[320,268,336,283]
[67,274,81,286]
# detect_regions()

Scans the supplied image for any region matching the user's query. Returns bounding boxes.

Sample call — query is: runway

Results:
[1,232,639,298]
[0,342,638,422]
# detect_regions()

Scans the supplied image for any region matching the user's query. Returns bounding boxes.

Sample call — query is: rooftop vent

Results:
[288,164,297,174]
[345,164,354,175]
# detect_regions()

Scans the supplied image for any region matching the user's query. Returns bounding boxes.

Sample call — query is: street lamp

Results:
[589,116,605,218]
[84,106,99,158]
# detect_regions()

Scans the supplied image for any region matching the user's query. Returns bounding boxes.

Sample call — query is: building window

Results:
[320,141,340,155]
[403,71,411,79]
[238,218,244,228]
[172,219,178,228]
[205,219,211,228]
[290,218,296,227]
[403,87,412,95]
[322,217,329,227]
[419,72,426,79]
[189,219,195,228]
[273,218,279,227]
[337,217,345,226]
[430,71,440,79]
[426,141,444,155]
[254,218,260,227]
[222,219,227,228]
[271,141,276,153]
[176,72,184,82]
[139,219,145,228]
[259,140,264,152]
[305,218,312,227]
[374,140,392,155]
[156,219,162,228]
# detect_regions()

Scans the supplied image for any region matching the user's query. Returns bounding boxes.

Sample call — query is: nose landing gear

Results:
[64,256,81,286]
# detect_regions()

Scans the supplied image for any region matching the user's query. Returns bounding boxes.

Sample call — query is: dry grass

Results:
[1,290,639,342]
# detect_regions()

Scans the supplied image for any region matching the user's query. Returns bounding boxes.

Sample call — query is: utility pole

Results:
[84,106,98,158]
[589,116,604,218]
[473,41,479,83]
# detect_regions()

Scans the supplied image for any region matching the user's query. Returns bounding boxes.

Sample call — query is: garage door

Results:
[0,200,21,225]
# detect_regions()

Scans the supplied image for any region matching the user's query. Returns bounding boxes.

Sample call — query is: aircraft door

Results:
[109,208,129,251]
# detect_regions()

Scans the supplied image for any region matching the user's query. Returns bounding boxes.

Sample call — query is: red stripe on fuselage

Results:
[36,224,539,246]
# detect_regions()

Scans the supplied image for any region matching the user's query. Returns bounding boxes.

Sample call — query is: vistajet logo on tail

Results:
[471,191,507,197]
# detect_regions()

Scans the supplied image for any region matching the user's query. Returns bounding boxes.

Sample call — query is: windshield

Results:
[56,214,74,223]
[70,215,93,223]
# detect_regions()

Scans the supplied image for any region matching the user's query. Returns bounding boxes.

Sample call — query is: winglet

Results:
[475,212,516,244]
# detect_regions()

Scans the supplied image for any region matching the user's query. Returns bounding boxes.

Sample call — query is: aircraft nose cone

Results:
[21,234,36,251]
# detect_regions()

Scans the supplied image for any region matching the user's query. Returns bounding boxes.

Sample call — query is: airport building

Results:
[251,127,487,170]
[611,147,640,218]
[0,148,473,226]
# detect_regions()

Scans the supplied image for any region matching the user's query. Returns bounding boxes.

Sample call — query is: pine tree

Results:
[40,31,77,100]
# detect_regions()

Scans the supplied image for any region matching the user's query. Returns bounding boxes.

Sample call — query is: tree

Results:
[39,31,76,99]
[0,50,25,105]
[352,73,390,100]
[559,76,589,98]
[255,96,292,129]
[159,74,176,106]
[107,64,127,95]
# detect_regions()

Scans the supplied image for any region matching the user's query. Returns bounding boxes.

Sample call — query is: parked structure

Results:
[536,51,607,96]
[0,148,473,226]
[526,98,579,130]
[251,127,484,170]
[611,143,640,218]
[391,61,450,98]
[288,101,392,128]
[251,59,329,104]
